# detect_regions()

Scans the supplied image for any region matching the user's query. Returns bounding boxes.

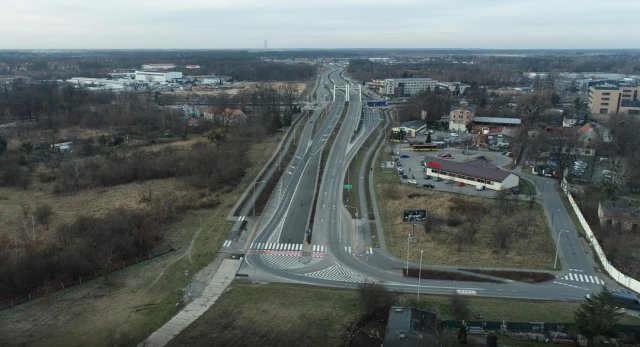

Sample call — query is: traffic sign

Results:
[343,184,352,190]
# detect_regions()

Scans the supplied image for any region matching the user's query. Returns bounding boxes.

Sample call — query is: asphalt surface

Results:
[231,68,618,303]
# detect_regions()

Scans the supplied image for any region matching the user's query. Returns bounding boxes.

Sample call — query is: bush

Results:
[34,204,53,227]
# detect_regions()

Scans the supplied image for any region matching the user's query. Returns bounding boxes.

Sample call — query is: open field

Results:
[169,281,360,347]
[374,151,555,269]
[0,132,282,346]
[169,281,640,346]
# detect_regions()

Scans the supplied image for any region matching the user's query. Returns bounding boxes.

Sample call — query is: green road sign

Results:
[343,184,352,190]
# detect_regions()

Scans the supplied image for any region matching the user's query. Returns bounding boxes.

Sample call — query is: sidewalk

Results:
[139,258,242,347]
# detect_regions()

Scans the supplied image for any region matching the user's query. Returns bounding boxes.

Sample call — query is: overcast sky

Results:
[1,0,638,49]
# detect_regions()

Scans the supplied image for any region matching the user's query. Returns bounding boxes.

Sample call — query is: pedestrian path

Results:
[559,270,604,285]
[140,258,241,347]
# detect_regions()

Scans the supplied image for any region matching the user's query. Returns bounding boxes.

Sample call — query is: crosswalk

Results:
[247,242,327,258]
[250,242,327,252]
[223,240,233,248]
[560,271,604,285]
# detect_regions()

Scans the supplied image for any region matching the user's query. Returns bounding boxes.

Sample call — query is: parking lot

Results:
[392,143,515,198]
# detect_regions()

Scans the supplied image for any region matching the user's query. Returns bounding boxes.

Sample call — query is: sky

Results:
[0,0,639,49]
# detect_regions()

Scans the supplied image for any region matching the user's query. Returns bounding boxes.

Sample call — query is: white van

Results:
[476,185,485,191]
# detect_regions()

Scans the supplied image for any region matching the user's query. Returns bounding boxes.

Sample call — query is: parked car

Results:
[445,180,454,184]
[455,181,465,187]
[423,175,431,180]
[402,174,408,179]
[438,153,453,159]
[408,179,418,185]
[434,177,443,182]
[400,154,410,158]
[475,185,485,191]
[423,183,435,189]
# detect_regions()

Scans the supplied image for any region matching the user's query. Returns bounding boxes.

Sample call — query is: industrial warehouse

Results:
[425,158,519,191]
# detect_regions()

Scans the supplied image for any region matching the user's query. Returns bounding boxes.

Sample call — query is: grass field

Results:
[169,281,360,347]
[374,147,555,270]
[0,133,282,346]
[169,281,640,346]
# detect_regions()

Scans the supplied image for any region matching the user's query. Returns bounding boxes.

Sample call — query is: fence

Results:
[0,245,175,312]
[442,320,639,335]
[564,190,640,293]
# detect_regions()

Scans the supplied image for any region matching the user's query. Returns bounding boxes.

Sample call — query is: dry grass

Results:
[377,182,555,269]
[0,132,282,346]
[169,281,359,347]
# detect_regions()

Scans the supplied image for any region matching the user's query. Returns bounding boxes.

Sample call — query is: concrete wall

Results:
[565,190,640,293]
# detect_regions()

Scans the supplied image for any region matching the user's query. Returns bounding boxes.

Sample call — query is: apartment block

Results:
[588,82,640,115]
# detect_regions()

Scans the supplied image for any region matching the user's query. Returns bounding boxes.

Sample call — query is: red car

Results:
[455,181,465,187]
[438,153,453,159]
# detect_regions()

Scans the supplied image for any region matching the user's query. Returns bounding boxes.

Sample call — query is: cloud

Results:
[0,0,638,48]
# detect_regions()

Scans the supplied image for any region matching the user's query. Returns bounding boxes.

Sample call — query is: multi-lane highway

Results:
[227,67,614,302]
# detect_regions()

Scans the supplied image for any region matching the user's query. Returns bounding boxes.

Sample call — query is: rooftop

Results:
[473,117,522,125]
[383,307,438,347]
[451,104,477,112]
[600,200,640,221]
[399,120,427,129]
[427,157,512,182]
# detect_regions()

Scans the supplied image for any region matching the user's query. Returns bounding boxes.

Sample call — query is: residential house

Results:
[449,104,476,132]
[598,201,640,231]
[383,306,438,347]
[577,123,598,147]
[203,107,247,125]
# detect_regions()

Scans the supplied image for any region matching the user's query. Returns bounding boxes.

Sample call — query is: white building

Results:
[135,71,183,83]
[141,63,176,71]
[67,77,131,90]
[436,82,470,95]
[383,78,437,97]
[195,75,223,85]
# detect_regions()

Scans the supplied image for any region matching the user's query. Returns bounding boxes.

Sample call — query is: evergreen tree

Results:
[575,288,623,345]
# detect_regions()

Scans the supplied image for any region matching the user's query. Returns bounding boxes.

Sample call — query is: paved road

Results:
[236,67,613,302]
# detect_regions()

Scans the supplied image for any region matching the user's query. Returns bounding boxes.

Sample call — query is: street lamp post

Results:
[252,180,266,218]
[554,230,569,270]
[406,233,411,275]
[417,249,423,302]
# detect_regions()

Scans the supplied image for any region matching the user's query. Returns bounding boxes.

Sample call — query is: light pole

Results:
[554,230,569,270]
[417,249,423,302]
[252,180,266,218]
[406,233,411,275]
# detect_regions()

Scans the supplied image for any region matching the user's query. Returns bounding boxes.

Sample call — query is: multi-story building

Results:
[449,105,476,132]
[588,82,640,115]
[383,78,437,97]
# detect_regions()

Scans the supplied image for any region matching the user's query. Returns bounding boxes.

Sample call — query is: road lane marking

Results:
[553,281,587,290]
[456,289,477,295]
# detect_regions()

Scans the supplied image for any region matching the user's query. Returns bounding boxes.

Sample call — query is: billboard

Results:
[403,209,427,224]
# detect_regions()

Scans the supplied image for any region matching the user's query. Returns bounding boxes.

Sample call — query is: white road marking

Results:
[553,281,587,290]
[456,289,477,296]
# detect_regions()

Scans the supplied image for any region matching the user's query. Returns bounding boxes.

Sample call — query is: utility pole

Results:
[417,250,424,302]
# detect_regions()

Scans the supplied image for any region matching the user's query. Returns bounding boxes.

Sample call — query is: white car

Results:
[408,179,418,185]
